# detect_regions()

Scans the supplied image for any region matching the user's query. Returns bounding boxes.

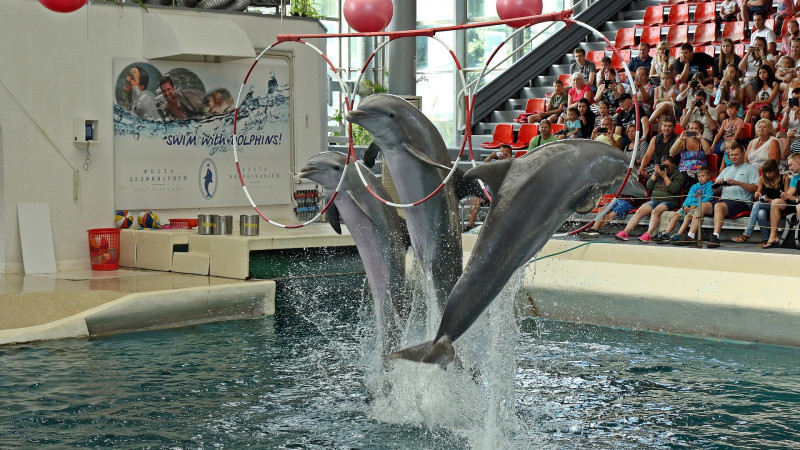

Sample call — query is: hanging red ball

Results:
[343,0,394,33]
[496,0,543,28]
[39,0,87,13]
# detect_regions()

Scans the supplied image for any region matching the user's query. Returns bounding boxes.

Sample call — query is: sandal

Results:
[759,240,768,248]
[732,234,750,243]
[761,241,780,249]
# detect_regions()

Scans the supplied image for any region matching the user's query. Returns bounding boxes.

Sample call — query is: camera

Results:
[597,127,608,133]
[694,100,703,107]
[712,180,729,189]
[649,76,661,87]
[603,80,612,87]
[790,97,800,108]
[690,80,699,89]
[659,163,668,171]
[685,131,697,137]
[663,49,669,56]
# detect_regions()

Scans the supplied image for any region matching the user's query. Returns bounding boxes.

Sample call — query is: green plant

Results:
[329,108,372,146]
[290,0,321,18]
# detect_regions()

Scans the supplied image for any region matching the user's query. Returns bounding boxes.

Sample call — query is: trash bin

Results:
[87,228,120,270]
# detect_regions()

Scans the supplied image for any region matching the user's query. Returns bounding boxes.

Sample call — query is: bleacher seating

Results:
[610,50,631,71]
[511,123,539,150]
[640,27,663,48]
[716,21,746,45]
[586,50,605,67]
[608,28,636,50]
[635,5,665,29]
[691,23,717,47]
[666,3,689,25]
[689,2,717,25]
[480,124,513,149]
[666,24,689,47]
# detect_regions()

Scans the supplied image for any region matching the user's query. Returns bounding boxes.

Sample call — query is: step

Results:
[490,110,519,123]
[520,86,551,99]
[548,64,572,76]
[172,252,210,276]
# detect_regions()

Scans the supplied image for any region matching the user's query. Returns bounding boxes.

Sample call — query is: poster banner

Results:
[113,57,291,209]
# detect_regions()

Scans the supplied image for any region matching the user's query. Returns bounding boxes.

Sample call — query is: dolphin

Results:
[299,152,408,352]
[386,140,631,366]
[346,94,462,312]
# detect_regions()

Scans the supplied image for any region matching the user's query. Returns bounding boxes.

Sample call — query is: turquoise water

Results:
[2,275,800,448]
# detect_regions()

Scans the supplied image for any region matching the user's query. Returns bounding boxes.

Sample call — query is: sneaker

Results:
[614,230,629,241]
[654,232,671,244]
[671,234,690,246]
[638,232,653,243]
[579,230,600,240]
[706,234,721,248]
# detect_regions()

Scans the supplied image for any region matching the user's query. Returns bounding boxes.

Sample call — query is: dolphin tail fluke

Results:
[383,336,455,367]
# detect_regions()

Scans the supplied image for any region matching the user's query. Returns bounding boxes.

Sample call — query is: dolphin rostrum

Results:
[299,152,408,351]
[346,94,462,312]
[386,141,631,366]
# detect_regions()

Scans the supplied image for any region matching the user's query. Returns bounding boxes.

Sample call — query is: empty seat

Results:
[550,123,565,134]
[690,2,717,24]
[480,124,514,149]
[705,153,719,177]
[635,5,665,29]
[558,73,572,87]
[586,50,605,68]
[525,98,546,114]
[691,23,716,46]
[608,28,636,50]
[511,123,539,150]
[610,50,631,71]
[695,45,716,58]
[640,27,663,48]
[716,21,746,44]
[666,24,689,47]
[666,3,689,25]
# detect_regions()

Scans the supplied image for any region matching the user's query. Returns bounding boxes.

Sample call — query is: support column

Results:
[388,1,416,95]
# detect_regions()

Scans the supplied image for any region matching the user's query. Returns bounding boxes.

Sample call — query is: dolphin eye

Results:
[333,165,341,171]
[388,112,395,119]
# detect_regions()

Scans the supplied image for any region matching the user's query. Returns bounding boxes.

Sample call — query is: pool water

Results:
[1,275,799,448]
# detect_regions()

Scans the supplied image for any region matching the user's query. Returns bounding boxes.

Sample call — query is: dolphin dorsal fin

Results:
[463,159,512,195]
[574,185,604,214]
[402,143,452,171]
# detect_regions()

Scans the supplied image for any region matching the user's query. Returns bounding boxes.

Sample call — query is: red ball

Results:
[39,0,87,13]
[343,0,394,33]
[496,0,543,28]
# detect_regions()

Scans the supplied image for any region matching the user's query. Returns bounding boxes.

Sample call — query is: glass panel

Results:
[316,0,340,18]
[416,0,453,22]
[416,72,456,144]
[467,0,496,19]
[465,25,512,69]
[416,30,456,71]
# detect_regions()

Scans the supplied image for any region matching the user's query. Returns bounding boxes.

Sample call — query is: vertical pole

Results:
[388,1,417,96]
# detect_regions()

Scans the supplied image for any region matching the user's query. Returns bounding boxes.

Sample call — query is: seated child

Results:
[561,106,582,139]
[655,167,715,244]
[711,101,745,155]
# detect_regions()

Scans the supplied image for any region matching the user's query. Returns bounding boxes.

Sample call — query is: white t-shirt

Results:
[752,27,777,47]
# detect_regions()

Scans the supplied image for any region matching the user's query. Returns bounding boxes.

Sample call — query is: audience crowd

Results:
[517,4,800,248]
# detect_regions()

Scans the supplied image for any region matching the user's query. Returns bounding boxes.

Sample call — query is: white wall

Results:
[0,1,327,272]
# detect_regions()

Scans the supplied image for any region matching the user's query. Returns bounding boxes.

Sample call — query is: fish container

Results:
[198,214,217,235]
[240,214,260,236]
[216,215,233,235]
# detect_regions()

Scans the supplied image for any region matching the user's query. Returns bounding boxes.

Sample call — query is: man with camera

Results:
[680,90,717,141]
[615,155,685,242]
[704,143,760,248]
[591,117,622,148]
[674,43,715,87]
[639,116,678,175]
[615,93,651,142]
[751,11,777,56]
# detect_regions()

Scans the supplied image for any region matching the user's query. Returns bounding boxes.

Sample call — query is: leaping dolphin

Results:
[346,94,462,312]
[299,152,408,352]
[386,141,631,366]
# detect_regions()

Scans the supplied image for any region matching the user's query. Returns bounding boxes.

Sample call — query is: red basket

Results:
[87,228,120,271]
[169,218,198,229]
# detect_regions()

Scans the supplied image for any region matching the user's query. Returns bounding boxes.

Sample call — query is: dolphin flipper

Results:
[363,141,381,168]
[402,143,452,171]
[326,198,342,234]
[464,158,513,195]
[384,335,455,367]
[574,185,605,214]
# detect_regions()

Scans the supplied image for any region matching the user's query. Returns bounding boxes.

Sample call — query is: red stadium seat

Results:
[690,2,717,24]
[635,6,665,29]
[670,46,682,59]
[661,0,687,4]
[640,27,663,48]
[734,43,745,57]
[741,122,753,140]
[511,123,539,150]
[666,24,689,47]
[666,3,689,25]
[705,153,719,177]
[691,23,717,46]
[550,123,564,134]
[586,50,605,68]
[608,28,636,50]
[716,21,746,45]
[513,150,527,158]
[513,98,546,123]
[480,124,514,149]
[558,73,572,87]
[695,45,716,58]
[610,50,631,71]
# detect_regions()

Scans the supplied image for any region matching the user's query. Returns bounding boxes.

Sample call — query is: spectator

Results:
[681,90,718,142]
[732,159,789,245]
[649,70,679,126]
[640,116,678,175]
[716,0,740,40]
[567,72,593,108]
[594,67,625,108]
[632,67,654,117]
[704,143,760,248]
[711,101,745,155]
[615,93,651,141]
[741,1,770,33]
[713,39,743,83]
[594,100,612,128]
[763,153,800,248]
[570,47,597,91]
[575,98,597,138]
[670,120,712,183]
[484,144,512,163]
[740,37,776,85]
[790,38,800,64]
[674,43,715,87]
[527,79,568,124]
[745,118,781,170]
[454,168,490,233]
[650,41,675,79]
[628,42,653,73]
[527,118,558,150]
[578,196,638,240]
[615,155,685,242]
[776,55,796,91]
[595,56,619,91]
[676,72,712,115]
[744,65,780,122]
[661,167,715,244]
[774,2,799,43]
[561,106,582,139]
[714,65,743,115]
[620,123,648,168]
[591,116,622,148]
[783,62,800,103]
[781,20,800,56]
[751,11,778,55]
[780,87,800,130]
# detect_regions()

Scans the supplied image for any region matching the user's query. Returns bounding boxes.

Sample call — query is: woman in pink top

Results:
[568,72,593,108]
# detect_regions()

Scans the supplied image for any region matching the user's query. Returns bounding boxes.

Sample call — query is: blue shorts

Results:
[610,199,634,218]
[645,199,678,211]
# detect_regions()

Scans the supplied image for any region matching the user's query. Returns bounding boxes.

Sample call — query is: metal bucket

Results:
[216,215,233,235]
[198,214,217,235]
[239,214,260,236]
